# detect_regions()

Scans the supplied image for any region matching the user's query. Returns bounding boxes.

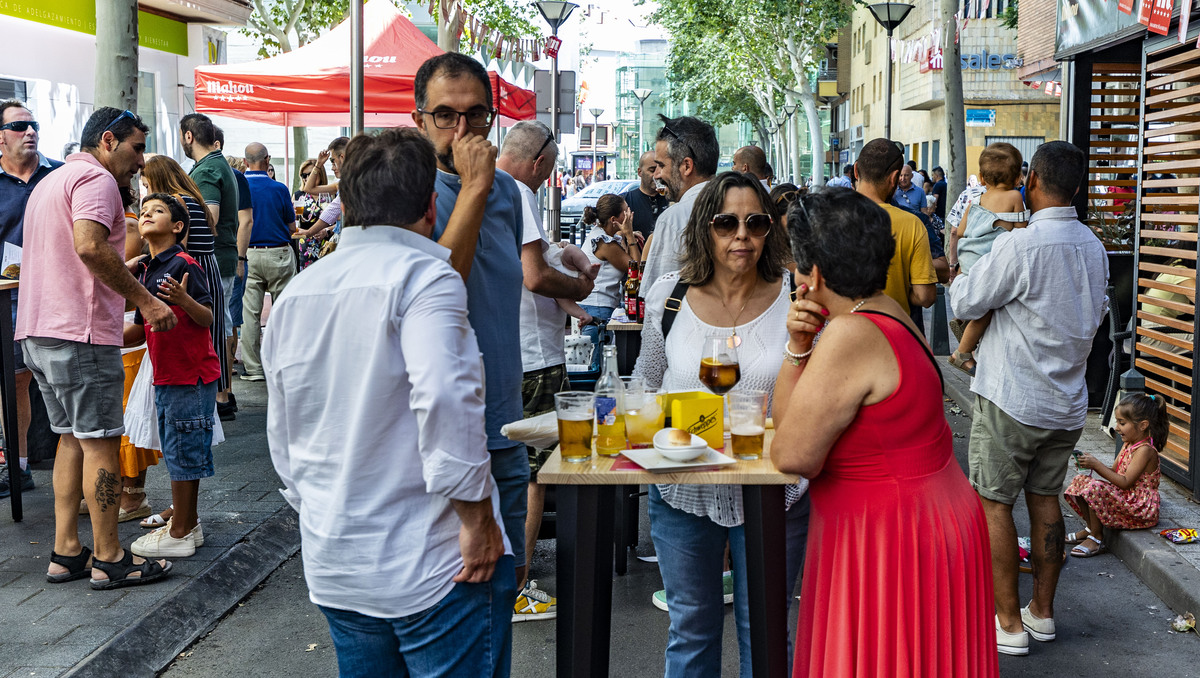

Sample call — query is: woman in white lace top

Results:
[633,171,810,677]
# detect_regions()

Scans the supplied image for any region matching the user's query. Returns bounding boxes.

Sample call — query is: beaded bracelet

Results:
[783,342,813,366]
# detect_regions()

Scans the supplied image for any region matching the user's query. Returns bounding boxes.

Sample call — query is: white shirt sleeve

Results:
[401,271,496,502]
[947,233,1024,322]
[632,274,679,389]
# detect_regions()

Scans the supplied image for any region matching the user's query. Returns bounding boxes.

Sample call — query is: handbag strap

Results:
[661,281,690,339]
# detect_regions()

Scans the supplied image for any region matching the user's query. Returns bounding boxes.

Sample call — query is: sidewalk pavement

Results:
[939,358,1200,621]
[0,379,300,678]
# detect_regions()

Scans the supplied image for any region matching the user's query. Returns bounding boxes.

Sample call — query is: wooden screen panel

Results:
[1087,63,1142,246]
[1137,47,1200,478]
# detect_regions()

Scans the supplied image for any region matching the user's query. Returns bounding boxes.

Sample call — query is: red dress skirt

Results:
[793,312,998,678]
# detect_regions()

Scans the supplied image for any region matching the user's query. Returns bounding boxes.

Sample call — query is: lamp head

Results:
[867,2,914,31]
[536,1,579,32]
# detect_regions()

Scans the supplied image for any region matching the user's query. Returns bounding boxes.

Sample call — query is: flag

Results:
[1148,0,1173,33]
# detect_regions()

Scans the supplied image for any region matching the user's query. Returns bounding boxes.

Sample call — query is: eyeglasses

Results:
[711,213,772,238]
[661,124,698,164]
[536,130,554,159]
[103,110,137,133]
[417,108,497,129]
[0,120,38,133]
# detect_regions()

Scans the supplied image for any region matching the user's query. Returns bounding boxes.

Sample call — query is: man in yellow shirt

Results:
[853,138,937,313]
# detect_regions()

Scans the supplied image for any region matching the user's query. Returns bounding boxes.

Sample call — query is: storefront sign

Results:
[965,109,997,127]
[0,0,188,56]
[961,50,1018,70]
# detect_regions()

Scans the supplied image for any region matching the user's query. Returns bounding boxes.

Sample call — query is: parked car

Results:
[559,179,639,243]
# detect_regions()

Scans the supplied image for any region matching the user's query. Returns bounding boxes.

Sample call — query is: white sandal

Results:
[140,504,172,529]
[1070,534,1106,558]
[1065,527,1092,545]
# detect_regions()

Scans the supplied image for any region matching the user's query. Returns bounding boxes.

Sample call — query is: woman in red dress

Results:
[771,188,998,677]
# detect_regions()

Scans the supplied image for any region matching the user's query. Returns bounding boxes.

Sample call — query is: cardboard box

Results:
[665,391,724,450]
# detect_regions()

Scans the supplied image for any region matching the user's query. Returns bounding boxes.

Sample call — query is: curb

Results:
[941,378,1200,617]
[61,507,302,678]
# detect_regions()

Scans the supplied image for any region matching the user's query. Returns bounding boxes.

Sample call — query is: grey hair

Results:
[500,120,557,163]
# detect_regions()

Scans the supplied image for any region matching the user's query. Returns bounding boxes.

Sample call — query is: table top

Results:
[538,429,799,485]
[607,321,642,331]
[0,280,17,291]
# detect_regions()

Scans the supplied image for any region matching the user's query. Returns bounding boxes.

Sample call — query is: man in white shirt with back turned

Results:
[262,128,514,677]
[949,140,1107,658]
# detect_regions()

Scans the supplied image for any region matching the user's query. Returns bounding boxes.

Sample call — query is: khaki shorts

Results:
[521,364,569,474]
[967,395,1081,505]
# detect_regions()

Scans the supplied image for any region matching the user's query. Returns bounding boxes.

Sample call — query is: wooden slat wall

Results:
[1088,64,1142,229]
[1135,48,1200,474]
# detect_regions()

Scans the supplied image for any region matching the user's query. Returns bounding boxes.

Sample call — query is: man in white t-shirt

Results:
[496,121,593,622]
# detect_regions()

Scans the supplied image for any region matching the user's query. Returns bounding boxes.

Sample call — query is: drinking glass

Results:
[699,334,741,396]
[624,382,663,449]
[728,390,767,460]
[555,391,595,463]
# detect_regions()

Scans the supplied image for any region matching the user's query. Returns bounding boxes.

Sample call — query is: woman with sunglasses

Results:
[772,188,997,676]
[633,171,809,677]
[578,194,639,352]
[291,159,334,268]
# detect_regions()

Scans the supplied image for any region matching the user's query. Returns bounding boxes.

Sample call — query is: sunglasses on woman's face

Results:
[301,172,311,180]
[711,213,772,238]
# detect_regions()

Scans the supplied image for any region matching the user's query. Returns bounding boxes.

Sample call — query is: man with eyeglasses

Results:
[641,114,720,287]
[854,138,937,314]
[412,52,528,601]
[0,100,61,498]
[496,120,594,623]
[20,107,175,589]
[620,151,670,240]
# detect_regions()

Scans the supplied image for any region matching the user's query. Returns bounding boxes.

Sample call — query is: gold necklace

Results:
[720,284,754,348]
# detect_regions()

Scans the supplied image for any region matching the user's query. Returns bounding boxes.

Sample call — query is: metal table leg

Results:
[743,485,787,678]
[2,289,21,521]
[556,484,616,677]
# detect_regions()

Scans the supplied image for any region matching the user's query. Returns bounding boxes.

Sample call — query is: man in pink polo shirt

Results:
[18,107,177,590]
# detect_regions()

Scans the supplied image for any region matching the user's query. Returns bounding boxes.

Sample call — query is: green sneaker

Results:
[652,589,669,611]
[722,571,734,605]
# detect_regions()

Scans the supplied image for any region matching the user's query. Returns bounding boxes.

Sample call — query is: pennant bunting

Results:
[1138,0,1154,23]
[1148,0,1173,34]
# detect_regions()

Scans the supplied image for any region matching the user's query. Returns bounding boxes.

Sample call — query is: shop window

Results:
[580,125,592,148]
[597,125,609,147]
[932,140,941,168]
[138,71,157,154]
[0,78,26,102]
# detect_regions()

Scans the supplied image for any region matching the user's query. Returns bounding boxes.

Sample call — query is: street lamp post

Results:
[590,107,604,183]
[867,2,914,141]
[632,87,652,158]
[782,104,798,183]
[536,1,578,240]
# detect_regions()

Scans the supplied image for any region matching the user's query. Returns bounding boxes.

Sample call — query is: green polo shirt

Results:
[188,150,239,277]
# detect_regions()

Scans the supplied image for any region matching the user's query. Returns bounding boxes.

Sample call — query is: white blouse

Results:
[633,271,807,527]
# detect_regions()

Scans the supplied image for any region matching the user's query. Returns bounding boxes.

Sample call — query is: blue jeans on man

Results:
[319,555,516,677]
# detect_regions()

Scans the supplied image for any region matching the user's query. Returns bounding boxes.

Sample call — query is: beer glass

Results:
[555,391,595,463]
[623,379,662,448]
[728,390,767,460]
[699,334,741,396]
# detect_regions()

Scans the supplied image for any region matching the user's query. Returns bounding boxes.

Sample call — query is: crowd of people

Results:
[0,47,1172,678]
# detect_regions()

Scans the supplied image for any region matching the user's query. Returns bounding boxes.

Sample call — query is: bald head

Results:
[497,120,557,191]
[244,142,269,169]
[636,150,658,192]
[733,145,768,180]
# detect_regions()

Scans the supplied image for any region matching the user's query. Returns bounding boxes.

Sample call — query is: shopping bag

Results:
[124,355,160,450]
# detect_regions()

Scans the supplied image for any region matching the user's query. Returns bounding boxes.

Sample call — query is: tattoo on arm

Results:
[94,468,120,511]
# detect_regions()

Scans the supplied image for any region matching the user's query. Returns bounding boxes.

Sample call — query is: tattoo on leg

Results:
[1043,519,1065,559]
[95,469,120,511]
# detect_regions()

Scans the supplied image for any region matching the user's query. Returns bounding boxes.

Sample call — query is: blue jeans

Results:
[579,304,615,369]
[649,485,751,678]
[230,267,248,328]
[489,445,529,583]
[649,486,812,678]
[319,555,516,678]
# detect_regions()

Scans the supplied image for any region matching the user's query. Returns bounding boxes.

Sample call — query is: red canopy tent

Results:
[194,0,536,128]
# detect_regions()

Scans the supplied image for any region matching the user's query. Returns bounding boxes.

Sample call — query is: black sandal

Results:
[89,548,172,590]
[47,546,92,584]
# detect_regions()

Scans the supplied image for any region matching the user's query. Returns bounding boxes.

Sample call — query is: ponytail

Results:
[1117,392,1169,451]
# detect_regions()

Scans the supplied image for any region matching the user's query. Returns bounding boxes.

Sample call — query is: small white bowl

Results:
[653,429,708,462]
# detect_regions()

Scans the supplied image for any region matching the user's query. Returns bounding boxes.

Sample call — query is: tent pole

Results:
[351,0,364,135]
[284,113,291,190]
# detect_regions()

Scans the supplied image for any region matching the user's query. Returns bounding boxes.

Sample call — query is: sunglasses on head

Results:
[0,120,38,133]
[711,213,771,238]
[103,110,137,133]
[661,124,698,164]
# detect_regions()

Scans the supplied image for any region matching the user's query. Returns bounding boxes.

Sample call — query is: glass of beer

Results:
[728,390,767,460]
[699,334,741,396]
[555,392,595,463]
[624,381,662,448]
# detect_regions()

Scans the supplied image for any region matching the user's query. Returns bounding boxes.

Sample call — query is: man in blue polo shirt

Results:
[413,53,530,601]
[0,99,61,497]
[239,142,295,382]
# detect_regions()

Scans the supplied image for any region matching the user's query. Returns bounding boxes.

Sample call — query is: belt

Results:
[249,244,291,249]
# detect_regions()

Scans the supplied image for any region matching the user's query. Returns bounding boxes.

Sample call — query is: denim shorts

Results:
[155,379,218,481]
[22,337,124,438]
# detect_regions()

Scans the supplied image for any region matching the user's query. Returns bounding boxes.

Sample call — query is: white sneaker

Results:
[161,518,204,546]
[131,525,197,558]
[996,616,1030,656]
[1021,604,1056,642]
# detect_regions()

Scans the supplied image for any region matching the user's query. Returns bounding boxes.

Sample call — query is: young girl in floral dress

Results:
[1065,393,1165,557]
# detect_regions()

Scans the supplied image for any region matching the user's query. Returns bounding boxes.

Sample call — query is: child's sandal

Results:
[1065,527,1092,545]
[1070,535,1106,558]
[89,549,173,590]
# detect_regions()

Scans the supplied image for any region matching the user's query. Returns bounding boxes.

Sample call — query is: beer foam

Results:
[558,412,594,422]
[731,424,765,436]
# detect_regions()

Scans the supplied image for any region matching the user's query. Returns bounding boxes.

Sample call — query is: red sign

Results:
[1118,0,1134,14]
[544,36,562,58]
[1138,0,1154,24]
[1149,0,1174,34]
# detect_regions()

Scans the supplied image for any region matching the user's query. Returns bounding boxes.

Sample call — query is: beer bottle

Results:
[594,345,627,456]
[625,260,639,319]
[636,261,647,323]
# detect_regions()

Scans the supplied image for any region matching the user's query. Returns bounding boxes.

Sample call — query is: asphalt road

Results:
[160,402,1200,677]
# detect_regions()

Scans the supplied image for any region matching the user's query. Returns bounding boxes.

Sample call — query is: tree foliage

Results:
[242,0,357,58]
